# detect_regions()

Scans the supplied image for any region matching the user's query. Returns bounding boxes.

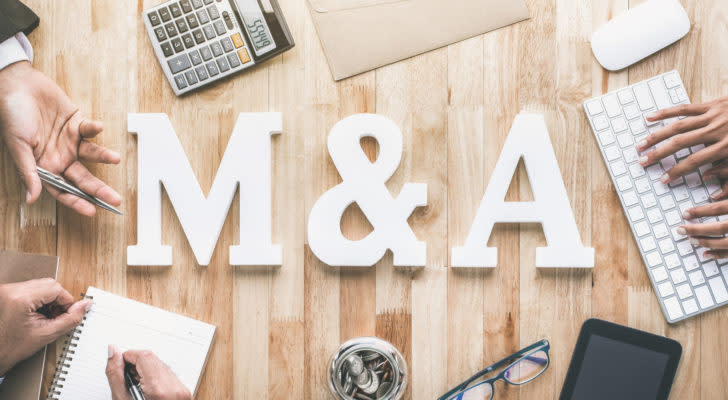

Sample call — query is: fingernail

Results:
[646,111,658,120]
[639,155,649,164]
[84,300,93,312]
[705,252,714,260]
[690,238,700,246]
[711,189,723,199]
[637,140,647,150]
[683,211,692,219]
[26,191,31,202]
[677,227,686,235]
[108,345,116,359]
[660,174,670,184]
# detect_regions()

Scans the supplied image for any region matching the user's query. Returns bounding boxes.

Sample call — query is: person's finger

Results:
[709,181,728,201]
[40,299,90,338]
[636,114,711,151]
[24,278,75,309]
[43,184,97,216]
[684,200,728,220]
[646,102,712,122]
[660,146,725,182]
[638,127,712,167]
[78,119,104,139]
[79,141,121,164]
[106,345,134,400]
[63,161,122,206]
[8,141,43,203]
[690,236,728,250]
[702,163,728,181]
[681,221,728,237]
[705,249,728,260]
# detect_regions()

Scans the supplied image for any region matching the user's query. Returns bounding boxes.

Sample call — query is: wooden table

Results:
[0,0,726,398]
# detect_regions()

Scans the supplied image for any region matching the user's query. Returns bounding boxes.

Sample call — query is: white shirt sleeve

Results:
[0,376,4,385]
[0,32,34,71]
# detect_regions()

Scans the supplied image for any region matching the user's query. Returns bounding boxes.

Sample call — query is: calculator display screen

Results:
[235,0,276,56]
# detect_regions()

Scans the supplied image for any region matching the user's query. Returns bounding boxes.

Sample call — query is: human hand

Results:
[0,61,121,216]
[678,202,728,259]
[636,96,728,186]
[106,347,192,400]
[0,278,91,375]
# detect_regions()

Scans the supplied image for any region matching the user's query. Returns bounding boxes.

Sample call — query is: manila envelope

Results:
[307,0,530,80]
[0,250,59,400]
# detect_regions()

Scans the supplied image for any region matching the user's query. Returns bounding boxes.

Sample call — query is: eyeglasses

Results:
[438,339,550,400]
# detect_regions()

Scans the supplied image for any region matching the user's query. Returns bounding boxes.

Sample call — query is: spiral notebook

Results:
[47,287,216,400]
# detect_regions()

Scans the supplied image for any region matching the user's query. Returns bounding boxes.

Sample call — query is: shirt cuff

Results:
[0,376,5,385]
[0,32,34,71]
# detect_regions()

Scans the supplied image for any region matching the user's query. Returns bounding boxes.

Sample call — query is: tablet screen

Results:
[570,334,669,399]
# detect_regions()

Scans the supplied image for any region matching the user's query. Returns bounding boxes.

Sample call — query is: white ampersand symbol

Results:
[307,114,427,267]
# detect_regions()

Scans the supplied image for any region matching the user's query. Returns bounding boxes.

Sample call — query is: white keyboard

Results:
[585,71,728,323]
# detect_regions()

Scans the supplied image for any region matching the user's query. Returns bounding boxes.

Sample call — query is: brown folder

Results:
[0,250,59,400]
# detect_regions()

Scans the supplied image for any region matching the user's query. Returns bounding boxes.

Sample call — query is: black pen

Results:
[124,364,146,400]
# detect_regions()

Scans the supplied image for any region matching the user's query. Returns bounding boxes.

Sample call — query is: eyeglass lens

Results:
[452,381,493,400]
[503,350,549,384]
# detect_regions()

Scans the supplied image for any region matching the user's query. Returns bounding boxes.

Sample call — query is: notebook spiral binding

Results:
[45,294,94,400]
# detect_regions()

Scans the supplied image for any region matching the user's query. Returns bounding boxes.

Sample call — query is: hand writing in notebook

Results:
[0,278,91,375]
[106,346,192,400]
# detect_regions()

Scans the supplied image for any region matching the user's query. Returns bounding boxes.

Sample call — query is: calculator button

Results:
[238,48,250,64]
[214,20,226,36]
[231,33,244,48]
[227,53,241,68]
[197,9,210,24]
[168,54,192,74]
[192,0,204,8]
[169,3,182,17]
[192,29,205,44]
[154,27,167,42]
[182,33,195,49]
[174,74,187,89]
[206,61,219,76]
[148,11,161,26]
[216,56,230,72]
[203,24,216,40]
[175,18,188,33]
[221,37,234,52]
[185,70,198,85]
[207,5,220,20]
[200,46,213,60]
[223,11,234,30]
[165,22,178,37]
[203,0,213,4]
[180,0,192,13]
[159,7,171,22]
[186,14,199,29]
[195,65,208,81]
[172,38,184,53]
[160,41,174,57]
[210,41,223,56]
[189,50,202,65]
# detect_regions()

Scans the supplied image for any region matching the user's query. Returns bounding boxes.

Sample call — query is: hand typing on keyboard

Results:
[637,97,728,258]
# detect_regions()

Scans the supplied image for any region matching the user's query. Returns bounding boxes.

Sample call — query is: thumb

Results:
[43,299,90,339]
[8,142,42,203]
[106,345,133,400]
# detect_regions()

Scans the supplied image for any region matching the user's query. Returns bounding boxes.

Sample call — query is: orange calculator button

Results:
[238,48,251,64]
[231,33,244,49]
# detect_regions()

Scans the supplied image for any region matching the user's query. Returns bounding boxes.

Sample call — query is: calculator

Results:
[143,0,294,96]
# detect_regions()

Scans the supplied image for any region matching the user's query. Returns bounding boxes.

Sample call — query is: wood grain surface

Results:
[0,0,726,398]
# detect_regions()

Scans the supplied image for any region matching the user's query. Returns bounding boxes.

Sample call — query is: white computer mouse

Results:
[591,0,690,71]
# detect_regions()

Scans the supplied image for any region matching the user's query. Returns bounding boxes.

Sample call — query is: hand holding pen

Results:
[107,346,192,400]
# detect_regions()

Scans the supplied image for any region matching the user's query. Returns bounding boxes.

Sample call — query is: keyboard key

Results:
[676,148,690,159]
[185,69,198,85]
[180,0,193,13]
[652,266,668,282]
[197,9,210,24]
[648,78,672,110]
[673,186,689,201]
[685,172,701,188]
[660,155,677,170]
[703,261,719,277]
[623,190,639,207]
[654,181,670,196]
[160,41,174,57]
[683,255,699,271]
[710,277,728,303]
[634,220,650,236]
[172,38,184,53]
[610,160,626,175]
[214,20,227,36]
[664,253,680,269]
[165,22,178,37]
[174,74,187,89]
[671,226,686,241]
[204,0,213,4]
[216,56,230,72]
[624,103,640,120]
[167,54,192,74]
[641,237,656,252]
[618,133,633,148]
[647,251,662,267]
[221,37,234,52]
[175,18,189,33]
[148,11,161,26]
[691,187,709,204]
[653,223,669,239]
[169,3,182,17]
[676,283,692,299]
[634,83,654,110]
[192,0,204,8]
[664,296,683,320]
[612,117,628,133]
[203,24,216,40]
[159,7,171,22]
[603,95,621,117]
[210,40,223,56]
[659,238,675,254]
[635,178,651,193]
[593,115,609,131]
[618,90,635,104]
[182,33,195,49]
[646,164,663,181]
[682,298,699,314]
[695,285,715,309]
[629,118,646,135]
[617,176,634,191]
[206,60,219,76]
[640,193,656,208]
[665,210,681,226]
[676,87,688,102]
[227,52,241,68]
[231,33,245,49]
[195,65,209,80]
[671,269,687,285]
[207,5,220,20]
[623,148,639,163]
[630,163,645,179]
[690,270,705,286]
[647,208,663,224]
[154,26,167,41]
[657,281,674,297]
[586,100,603,115]
[200,46,213,60]
[186,14,199,29]
[189,50,202,65]
[659,196,675,211]
[664,72,681,88]
[600,131,616,146]
[677,240,693,256]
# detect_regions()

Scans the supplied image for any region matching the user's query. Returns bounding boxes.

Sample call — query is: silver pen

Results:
[36,167,123,215]
[125,364,145,400]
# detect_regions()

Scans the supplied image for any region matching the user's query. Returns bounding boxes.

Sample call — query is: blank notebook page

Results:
[50,286,216,400]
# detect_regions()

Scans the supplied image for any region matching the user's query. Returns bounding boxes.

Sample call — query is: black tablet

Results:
[559,319,682,400]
